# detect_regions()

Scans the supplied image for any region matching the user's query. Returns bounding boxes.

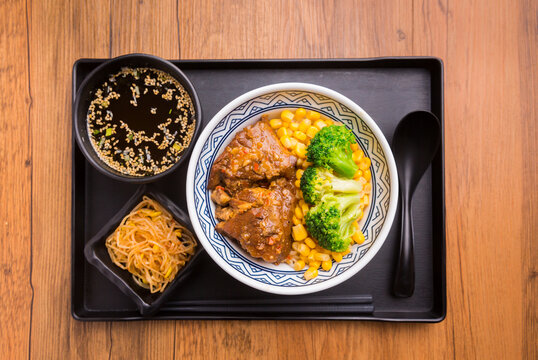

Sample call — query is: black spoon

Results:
[392,111,441,297]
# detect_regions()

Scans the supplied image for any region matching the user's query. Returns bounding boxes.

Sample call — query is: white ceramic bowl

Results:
[186,83,398,295]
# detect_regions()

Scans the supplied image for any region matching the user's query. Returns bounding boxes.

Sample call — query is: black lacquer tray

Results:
[72,58,445,321]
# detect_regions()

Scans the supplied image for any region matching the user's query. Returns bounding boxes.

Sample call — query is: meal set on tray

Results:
[73,54,445,320]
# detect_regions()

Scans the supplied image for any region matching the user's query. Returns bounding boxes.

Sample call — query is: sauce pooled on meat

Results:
[209,116,297,263]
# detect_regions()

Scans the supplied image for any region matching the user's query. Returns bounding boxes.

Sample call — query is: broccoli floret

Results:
[300,166,364,205]
[304,193,362,252]
[306,125,358,178]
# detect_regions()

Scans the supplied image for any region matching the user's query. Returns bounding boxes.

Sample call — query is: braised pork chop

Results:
[208,116,297,194]
[215,178,296,263]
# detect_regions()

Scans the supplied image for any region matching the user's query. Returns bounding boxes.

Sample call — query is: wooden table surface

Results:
[1,0,536,359]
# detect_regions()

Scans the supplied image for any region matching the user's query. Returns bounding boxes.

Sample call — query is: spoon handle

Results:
[393,195,415,297]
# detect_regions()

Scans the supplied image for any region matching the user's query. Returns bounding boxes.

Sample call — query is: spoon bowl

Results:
[392,110,441,297]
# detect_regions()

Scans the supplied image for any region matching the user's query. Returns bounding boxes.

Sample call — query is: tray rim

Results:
[71,56,446,322]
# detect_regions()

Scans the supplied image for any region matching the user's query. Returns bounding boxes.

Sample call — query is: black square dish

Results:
[83,185,203,316]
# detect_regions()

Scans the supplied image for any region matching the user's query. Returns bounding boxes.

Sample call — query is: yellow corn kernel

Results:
[307,110,321,121]
[307,250,317,262]
[362,194,369,206]
[309,260,321,269]
[294,259,306,271]
[281,110,294,122]
[290,122,300,131]
[299,119,311,132]
[175,229,183,237]
[293,130,307,142]
[297,158,303,167]
[364,169,372,181]
[296,169,304,180]
[164,267,173,278]
[364,183,372,193]
[314,120,327,130]
[292,216,301,226]
[295,179,301,188]
[352,220,360,229]
[292,224,308,241]
[295,108,307,120]
[306,125,319,138]
[352,150,364,163]
[153,244,159,251]
[350,143,359,151]
[298,243,310,257]
[295,143,307,158]
[332,252,343,262]
[353,169,363,179]
[314,252,331,262]
[302,161,312,168]
[342,248,351,255]
[356,230,366,244]
[289,137,298,148]
[304,267,318,280]
[322,260,333,271]
[304,237,316,249]
[292,241,301,252]
[325,119,334,126]
[359,157,371,170]
[277,127,290,138]
[149,211,161,217]
[301,202,309,215]
[269,118,283,129]
[280,136,293,149]
[294,206,303,219]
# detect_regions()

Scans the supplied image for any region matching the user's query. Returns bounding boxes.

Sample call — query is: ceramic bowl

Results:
[186,83,398,295]
[73,53,202,184]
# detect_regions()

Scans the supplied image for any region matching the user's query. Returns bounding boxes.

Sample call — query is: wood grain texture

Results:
[519,0,538,358]
[26,1,111,359]
[0,0,535,359]
[0,1,32,359]
[445,0,525,356]
[180,0,413,59]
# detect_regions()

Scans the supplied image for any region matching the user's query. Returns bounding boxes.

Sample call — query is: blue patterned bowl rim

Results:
[186,83,398,295]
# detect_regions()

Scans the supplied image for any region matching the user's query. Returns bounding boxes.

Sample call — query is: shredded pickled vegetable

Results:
[105,196,197,293]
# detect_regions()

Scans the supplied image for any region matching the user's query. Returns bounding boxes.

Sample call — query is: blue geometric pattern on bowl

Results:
[192,91,391,287]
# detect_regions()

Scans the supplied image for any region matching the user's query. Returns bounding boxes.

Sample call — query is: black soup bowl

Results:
[73,53,202,183]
